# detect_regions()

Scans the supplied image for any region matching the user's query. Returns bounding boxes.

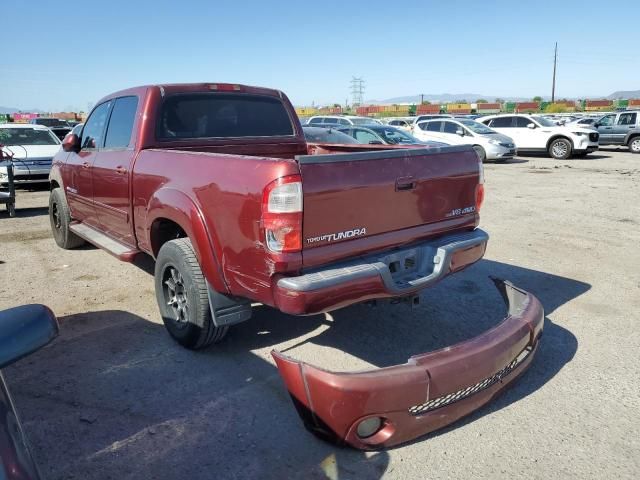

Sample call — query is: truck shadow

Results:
[5,259,587,479]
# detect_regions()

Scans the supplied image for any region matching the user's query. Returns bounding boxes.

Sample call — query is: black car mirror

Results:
[456,128,465,136]
[0,305,58,369]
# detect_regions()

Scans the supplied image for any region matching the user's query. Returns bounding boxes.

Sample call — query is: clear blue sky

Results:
[3,0,639,111]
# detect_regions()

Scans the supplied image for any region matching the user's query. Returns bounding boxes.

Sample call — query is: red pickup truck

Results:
[50,82,488,348]
[48,83,543,449]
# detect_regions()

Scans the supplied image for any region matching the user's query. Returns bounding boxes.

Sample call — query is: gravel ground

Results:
[1,148,638,479]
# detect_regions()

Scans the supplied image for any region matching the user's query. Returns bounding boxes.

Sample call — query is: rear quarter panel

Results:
[132,149,301,302]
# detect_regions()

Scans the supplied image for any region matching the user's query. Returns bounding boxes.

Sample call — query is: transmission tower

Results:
[350,77,365,106]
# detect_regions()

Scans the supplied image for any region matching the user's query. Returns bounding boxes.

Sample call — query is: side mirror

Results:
[0,305,58,369]
[527,123,536,129]
[456,128,465,136]
[593,123,600,128]
[62,133,81,153]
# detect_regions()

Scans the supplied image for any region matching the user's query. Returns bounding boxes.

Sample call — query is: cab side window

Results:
[598,115,615,127]
[489,117,514,128]
[617,113,637,126]
[514,117,532,128]
[104,96,139,149]
[81,101,112,149]
[442,122,459,134]
[353,129,379,143]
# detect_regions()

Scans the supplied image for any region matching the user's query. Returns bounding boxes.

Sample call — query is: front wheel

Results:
[628,136,640,154]
[548,138,572,160]
[154,238,228,349]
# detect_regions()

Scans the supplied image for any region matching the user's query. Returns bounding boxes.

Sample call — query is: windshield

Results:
[36,118,70,127]
[351,117,379,125]
[532,116,557,127]
[0,128,60,146]
[458,119,496,134]
[302,127,358,144]
[371,127,422,145]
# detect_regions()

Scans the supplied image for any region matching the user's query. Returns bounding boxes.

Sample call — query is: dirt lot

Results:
[1,148,639,479]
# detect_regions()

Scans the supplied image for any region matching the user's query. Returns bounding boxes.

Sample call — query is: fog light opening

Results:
[356,417,384,439]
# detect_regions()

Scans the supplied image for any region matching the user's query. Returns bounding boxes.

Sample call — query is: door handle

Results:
[115,166,128,174]
[82,161,91,169]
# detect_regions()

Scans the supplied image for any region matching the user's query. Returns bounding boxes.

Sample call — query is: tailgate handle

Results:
[396,177,416,191]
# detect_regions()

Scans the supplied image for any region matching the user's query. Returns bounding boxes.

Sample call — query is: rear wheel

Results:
[548,138,572,160]
[473,145,486,163]
[154,238,228,349]
[49,188,84,249]
[628,136,640,154]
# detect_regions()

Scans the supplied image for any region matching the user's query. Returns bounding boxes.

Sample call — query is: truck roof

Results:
[95,83,285,107]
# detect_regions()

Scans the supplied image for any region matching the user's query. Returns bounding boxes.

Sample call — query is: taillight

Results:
[262,175,303,253]
[476,154,485,212]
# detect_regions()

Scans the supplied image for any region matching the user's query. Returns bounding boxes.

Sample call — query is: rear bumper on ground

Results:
[272,278,544,450]
[273,229,488,315]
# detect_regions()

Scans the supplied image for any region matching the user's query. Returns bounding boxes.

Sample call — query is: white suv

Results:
[478,114,599,159]
[413,118,516,162]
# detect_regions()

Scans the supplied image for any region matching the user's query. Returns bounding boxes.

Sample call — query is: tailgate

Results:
[297,146,480,261]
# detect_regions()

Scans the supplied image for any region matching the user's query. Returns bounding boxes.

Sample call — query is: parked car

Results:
[307,115,381,126]
[477,114,599,159]
[335,124,445,146]
[29,118,71,141]
[592,110,640,153]
[302,126,359,144]
[0,124,61,184]
[0,304,59,480]
[381,117,413,131]
[413,118,515,162]
[566,117,600,129]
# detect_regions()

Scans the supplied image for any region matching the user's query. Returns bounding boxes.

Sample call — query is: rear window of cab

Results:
[156,93,294,140]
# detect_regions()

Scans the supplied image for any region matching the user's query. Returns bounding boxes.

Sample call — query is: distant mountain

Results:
[606,90,640,100]
[0,106,45,114]
[365,93,529,104]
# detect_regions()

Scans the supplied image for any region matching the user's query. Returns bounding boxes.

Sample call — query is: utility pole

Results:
[420,93,424,104]
[350,77,365,107]
[551,42,557,103]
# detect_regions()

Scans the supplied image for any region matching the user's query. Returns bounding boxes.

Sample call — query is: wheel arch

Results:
[546,135,574,151]
[146,188,228,293]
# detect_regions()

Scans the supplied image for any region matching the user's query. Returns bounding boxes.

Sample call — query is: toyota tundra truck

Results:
[49,83,543,448]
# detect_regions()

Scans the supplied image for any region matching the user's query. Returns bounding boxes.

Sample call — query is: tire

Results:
[548,138,572,160]
[154,238,228,349]
[49,188,85,249]
[628,136,640,154]
[473,145,486,163]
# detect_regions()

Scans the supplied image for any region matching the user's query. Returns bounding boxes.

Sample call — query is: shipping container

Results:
[515,102,540,112]
[416,104,440,114]
[504,102,516,113]
[585,100,612,108]
[627,99,640,107]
